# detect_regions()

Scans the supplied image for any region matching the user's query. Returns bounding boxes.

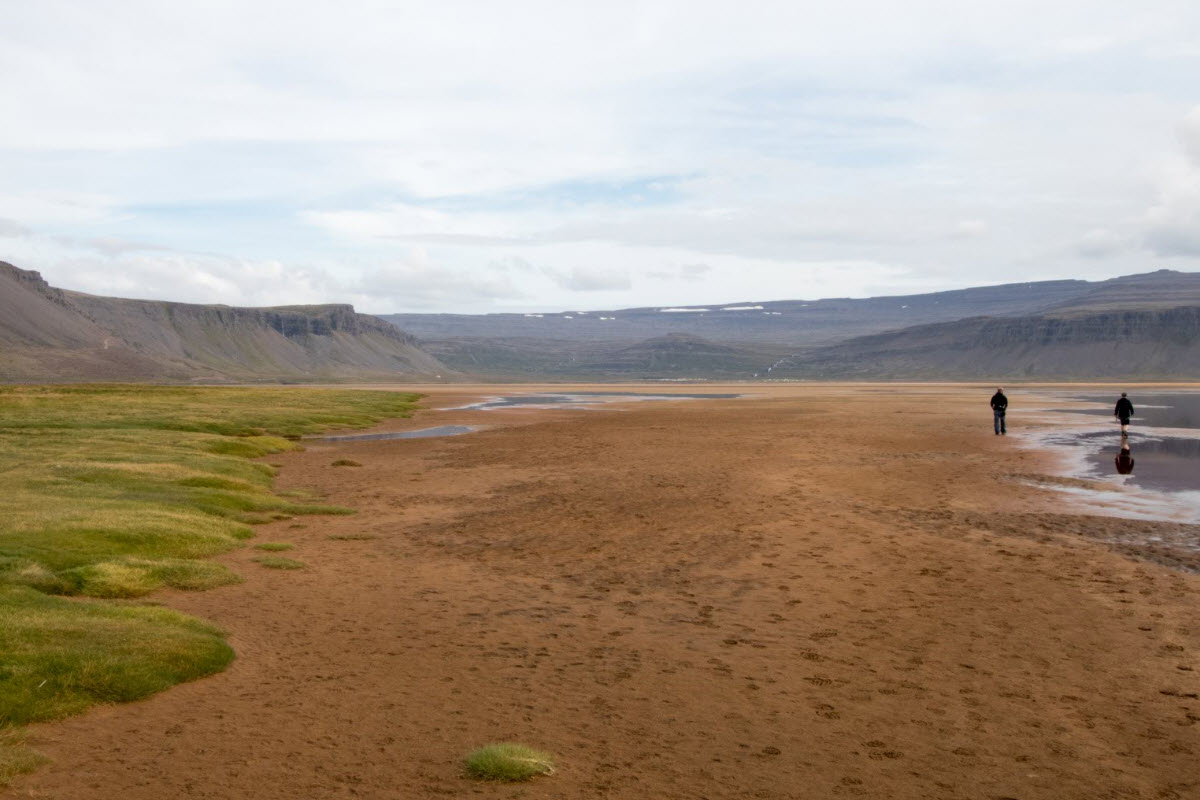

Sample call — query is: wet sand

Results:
[6,384,1200,800]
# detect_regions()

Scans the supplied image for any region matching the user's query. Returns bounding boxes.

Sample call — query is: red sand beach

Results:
[6,385,1199,800]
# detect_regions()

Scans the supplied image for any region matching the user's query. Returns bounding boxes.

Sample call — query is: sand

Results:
[6,384,1199,800]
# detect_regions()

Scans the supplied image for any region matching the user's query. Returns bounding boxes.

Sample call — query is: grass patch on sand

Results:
[253,556,305,570]
[0,586,234,726]
[253,542,295,552]
[331,459,362,467]
[464,743,555,782]
[327,533,378,541]
[0,385,419,773]
[0,725,47,787]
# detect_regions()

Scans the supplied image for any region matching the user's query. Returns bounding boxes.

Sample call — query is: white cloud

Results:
[1141,107,1200,257]
[4,1,1200,312]
[1181,106,1200,165]
[952,220,988,239]
[1143,163,1200,256]
[550,265,632,292]
[1078,228,1129,258]
[0,218,30,238]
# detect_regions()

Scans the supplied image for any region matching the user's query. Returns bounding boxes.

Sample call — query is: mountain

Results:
[388,270,1200,381]
[0,261,448,383]
[423,333,787,381]
[767,305,1200,380]
[7,260,1200,383]
[1040,269,1200,316]
[382,278,1097,347]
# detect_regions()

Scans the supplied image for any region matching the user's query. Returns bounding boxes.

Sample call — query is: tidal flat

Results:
[6,384,1198,800]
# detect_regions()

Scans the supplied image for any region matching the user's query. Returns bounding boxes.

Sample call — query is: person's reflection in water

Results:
[1114,435,1135,475]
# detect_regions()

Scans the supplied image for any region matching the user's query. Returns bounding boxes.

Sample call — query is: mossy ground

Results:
[252,556,305,569]
[464,743,555,781]
[0,384,419,783]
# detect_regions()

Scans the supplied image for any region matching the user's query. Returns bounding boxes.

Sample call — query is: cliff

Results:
[0,260,449,383]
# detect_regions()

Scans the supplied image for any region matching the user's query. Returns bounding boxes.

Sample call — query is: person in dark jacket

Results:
[1114,392,1134,434]
[990,387,1008,435]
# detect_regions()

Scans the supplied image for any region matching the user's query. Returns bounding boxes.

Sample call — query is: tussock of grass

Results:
[253,556,305,570]
[331,459,362,467]
[253,542,294,552]
[0,725,47,787]
[0,586,234,726]
[327,533,377,541]
[464,743,555,782]
[0,384,420,775]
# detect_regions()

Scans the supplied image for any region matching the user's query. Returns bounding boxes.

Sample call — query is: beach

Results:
[6,384,1199,800]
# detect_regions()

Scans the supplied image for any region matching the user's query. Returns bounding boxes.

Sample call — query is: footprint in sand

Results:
[814,703,841,719]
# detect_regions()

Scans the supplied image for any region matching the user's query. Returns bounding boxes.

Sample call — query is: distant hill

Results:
[0,261,449,383]
[1041,269,1200,316]
[7,260,1200,383]
[424,333,787,381]
[382,278,1098,347]
[389,270,1200,381]
[767,305,1200,380]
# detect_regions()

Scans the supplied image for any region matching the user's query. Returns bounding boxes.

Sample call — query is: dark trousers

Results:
[994,409,1006,434]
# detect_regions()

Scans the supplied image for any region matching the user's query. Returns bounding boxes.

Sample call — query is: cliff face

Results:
[0,260,448,383]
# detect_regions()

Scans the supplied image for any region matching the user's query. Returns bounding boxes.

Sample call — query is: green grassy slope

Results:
[0,385,420,782]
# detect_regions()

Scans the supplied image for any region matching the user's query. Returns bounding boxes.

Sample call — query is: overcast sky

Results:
[2,1,1199,313]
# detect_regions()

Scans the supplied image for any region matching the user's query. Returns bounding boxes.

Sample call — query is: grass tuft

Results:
[464,743,555,782]
[327,533,378,541]
[253,556,305,570]
[331,459,362,467]
[253,542,294,552]
[0,726,47,787]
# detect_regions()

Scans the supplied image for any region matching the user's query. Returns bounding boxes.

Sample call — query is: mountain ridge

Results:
[389,269,1200,381]
[0,260,449,383]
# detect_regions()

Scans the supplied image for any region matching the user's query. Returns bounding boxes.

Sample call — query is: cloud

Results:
[356,261,523,307]
[0,217,30,238]
[548,265,632,292]
[1141,107,1200,257]
[1182,106,1200,165]
[1143,174,1200,256]
[952,219,988,239]
[5,1,1200,313]
[1078,228,1129,258]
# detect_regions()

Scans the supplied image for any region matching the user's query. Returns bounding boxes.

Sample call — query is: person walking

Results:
[990,387,1008,435]
[1114,392,1134,434]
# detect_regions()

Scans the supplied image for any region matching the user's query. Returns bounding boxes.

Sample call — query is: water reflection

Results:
[1115,434,1134,475]
[317,425,477,442]
[458,391,742,411]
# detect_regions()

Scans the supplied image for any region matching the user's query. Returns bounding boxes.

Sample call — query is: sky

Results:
[2,0,1199,314]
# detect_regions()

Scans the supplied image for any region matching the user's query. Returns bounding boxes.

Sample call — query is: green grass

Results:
[0,724,47,787]
[0,586,234,726]
[252,556,305,570]
[0,385,418,595]
[464,743,555,782]
[252,542,294,552]
[0,384,420,778]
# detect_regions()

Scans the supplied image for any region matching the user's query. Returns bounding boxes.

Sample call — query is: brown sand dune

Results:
[6,385,1199,800]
